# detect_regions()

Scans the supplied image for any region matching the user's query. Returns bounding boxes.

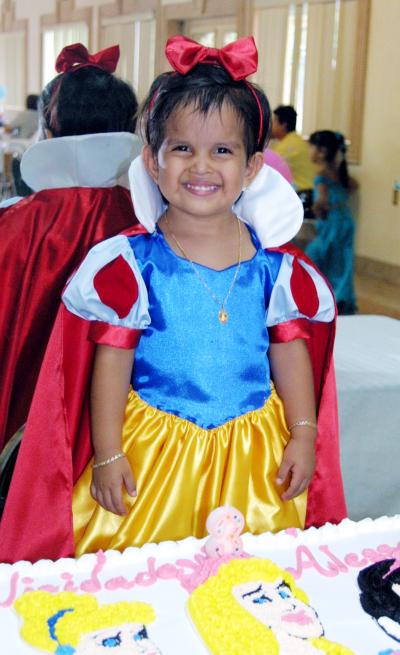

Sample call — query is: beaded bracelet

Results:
[288,419,317,431]
[92,452,125,469]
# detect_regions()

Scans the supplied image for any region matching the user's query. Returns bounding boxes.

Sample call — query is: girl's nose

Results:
[189,152,211,174]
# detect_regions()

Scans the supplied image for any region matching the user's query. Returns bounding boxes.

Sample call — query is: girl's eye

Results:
[101,633,121,647]
[215,146,232,154]
[134,627,148,642]
[172,144,190,152]
[279,590,290,599]
[253,594,272,604]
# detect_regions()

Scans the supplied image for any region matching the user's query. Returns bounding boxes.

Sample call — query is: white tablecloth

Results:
[334,315,400,520]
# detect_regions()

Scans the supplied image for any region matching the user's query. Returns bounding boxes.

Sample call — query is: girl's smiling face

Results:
[233,578,324,640]
[75,623,161,654]
[143,101,263,223]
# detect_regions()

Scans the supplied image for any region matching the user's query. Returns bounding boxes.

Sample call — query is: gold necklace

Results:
[163,214,242,324]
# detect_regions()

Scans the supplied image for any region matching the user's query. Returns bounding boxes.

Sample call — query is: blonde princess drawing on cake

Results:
[0,35,346,564]
[188,558,354,655]
[14,591,161,654]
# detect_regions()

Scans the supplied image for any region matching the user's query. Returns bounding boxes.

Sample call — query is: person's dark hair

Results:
[273,105,297,133]
[358,559,400,640]
[309,130,351,190]
[140,63,271,161]
[39,66,138,138]
[26,94,39,111]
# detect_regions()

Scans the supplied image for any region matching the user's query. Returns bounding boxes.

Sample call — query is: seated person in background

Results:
[270,105,317,217]
[3,94,39,138]
[0,43,141,452]
[305,130,357,315]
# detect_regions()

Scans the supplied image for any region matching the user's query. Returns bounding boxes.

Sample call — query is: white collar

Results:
[129,155,303,248]
[21,133,142,192]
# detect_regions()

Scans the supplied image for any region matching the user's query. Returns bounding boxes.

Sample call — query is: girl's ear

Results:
[142,144,159,183]
[243,152,264,188]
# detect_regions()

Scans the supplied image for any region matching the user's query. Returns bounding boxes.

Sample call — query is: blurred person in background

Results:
[0,43,141,453]
[305,130,357,315]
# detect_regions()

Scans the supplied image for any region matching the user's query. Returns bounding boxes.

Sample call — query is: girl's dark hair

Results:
[140,63,271,160]
[309,130,350,189]
[358,559,400,632]
[39,66,138,138]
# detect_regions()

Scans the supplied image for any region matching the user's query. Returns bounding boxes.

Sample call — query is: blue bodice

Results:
[128,229,283,429]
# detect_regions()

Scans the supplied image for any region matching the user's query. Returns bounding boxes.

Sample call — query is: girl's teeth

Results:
[187,184,217,191]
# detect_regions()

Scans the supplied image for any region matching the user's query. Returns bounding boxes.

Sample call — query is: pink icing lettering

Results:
[135,558,158,586]
[105,576,136,591]
[156,564,179,580]
[344,552,369,568]
[362,548,389,564]
[21,577,34,584]
[61,573,79,592]
[377,544,398,558]
[285,545,340,579]
[80,551,106,592]
[0,572,19,608]
[318,546,348,573]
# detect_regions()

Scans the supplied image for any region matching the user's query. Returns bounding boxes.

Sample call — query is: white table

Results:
[334,315,400,520]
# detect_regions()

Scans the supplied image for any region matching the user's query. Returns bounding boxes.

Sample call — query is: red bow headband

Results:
[165,35,258,81]
[161,35,264,146]
[55,43,120,74]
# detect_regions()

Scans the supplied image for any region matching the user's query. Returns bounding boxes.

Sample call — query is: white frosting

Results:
[2,515,400,654]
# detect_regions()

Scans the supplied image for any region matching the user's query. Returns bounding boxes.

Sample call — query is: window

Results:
[42,22,89,86]
[101,16,156,101]
[253,0,369,161]
[0,32,25,109]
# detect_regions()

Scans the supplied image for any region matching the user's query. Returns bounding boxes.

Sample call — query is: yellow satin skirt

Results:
[73,387,307,556]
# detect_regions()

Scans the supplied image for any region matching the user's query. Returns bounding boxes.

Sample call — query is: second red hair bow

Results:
[55,43,120,74]
[165,35,258,81]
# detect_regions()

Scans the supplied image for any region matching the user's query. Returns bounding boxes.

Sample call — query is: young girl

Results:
[0,36,346,563]
[305,130,357,315]
[0,42,140,453]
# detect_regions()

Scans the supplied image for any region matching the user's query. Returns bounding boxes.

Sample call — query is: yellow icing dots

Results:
[187,558,355,655]
[14,590,155,652]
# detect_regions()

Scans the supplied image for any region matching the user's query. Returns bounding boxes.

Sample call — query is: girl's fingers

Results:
[123,469,137,497]
[276,460,292,486]
[281,469,304,500]
[110,484,127,516]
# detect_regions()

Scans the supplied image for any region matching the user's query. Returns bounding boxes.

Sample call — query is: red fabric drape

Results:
[0,186,137,451]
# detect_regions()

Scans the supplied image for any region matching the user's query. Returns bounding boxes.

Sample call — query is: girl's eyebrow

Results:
[242,584,263,598]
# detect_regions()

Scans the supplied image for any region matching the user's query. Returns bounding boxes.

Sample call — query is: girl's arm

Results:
[90,344,137,516]
[269,338,317,501]
[312,182,329,218]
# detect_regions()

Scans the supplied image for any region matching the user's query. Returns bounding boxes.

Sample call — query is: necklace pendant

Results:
[218,309,228,324]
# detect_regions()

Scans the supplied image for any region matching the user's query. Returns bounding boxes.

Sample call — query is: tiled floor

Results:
[355,272,400,320]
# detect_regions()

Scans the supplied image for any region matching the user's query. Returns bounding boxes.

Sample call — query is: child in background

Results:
[0,43,140,453]
[0,36,346,563]
[306,130,357,315]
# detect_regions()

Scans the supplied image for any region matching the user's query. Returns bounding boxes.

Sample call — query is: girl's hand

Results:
[276,433,316,501]
[91,457,137,516]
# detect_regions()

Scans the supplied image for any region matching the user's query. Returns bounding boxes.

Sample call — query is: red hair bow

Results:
[165,35,258,81]
[55,43,120,74]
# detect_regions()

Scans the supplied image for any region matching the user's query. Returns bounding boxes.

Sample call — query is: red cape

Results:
[0,238,346,563]
[0,187,137,451]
